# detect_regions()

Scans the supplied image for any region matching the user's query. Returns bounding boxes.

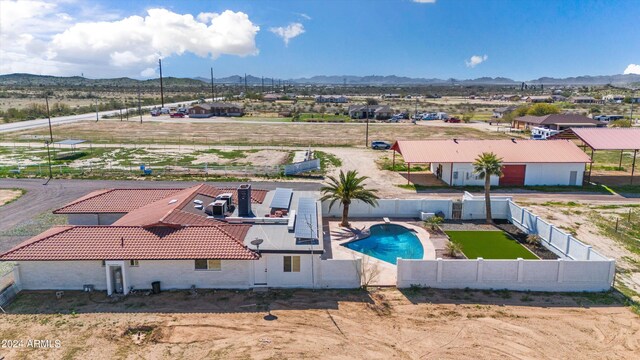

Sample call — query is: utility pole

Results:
[45,94,53,142]
[43,140,53,184]
[261,76,264,94]
[138,86,142,123]
[159,58,164,107]
[95,97,99,122]
[244,73,248,94]
[271,78,274,92]
[631,88,636,125]
[125,96,129,121]
[210,67,215,102]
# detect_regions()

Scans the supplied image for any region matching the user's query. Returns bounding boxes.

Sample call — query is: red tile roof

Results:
[53,184,267,214]
[54,189,183,214]
[0,225,257,261]
[391,139,592,164]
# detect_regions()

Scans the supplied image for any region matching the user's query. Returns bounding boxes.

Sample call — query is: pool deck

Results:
[323,218,436,286]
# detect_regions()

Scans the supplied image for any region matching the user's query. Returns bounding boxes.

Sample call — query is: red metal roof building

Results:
[390,139,591,187]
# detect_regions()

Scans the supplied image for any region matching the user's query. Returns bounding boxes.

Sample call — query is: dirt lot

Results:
[1,288,638,360]
[3,120,511,147]
[0,188,23,206]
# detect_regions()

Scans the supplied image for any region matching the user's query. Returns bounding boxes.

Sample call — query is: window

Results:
[194,259,222,271]
[283,256,301,272]
[129,260,139,267]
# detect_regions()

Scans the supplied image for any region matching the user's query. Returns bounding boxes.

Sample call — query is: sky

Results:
[1,0,639,81]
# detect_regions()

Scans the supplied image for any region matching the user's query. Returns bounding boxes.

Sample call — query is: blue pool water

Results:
[343,224,424,264]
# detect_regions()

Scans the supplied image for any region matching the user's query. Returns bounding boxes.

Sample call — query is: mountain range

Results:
[1,73,639,87]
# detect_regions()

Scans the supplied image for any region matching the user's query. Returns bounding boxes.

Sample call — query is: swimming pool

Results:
[343,224,424,265]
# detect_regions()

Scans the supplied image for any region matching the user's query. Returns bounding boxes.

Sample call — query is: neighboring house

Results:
[315,95,349,104]
[0,184,339,295]
[492,105,517,118]
[188,103,244,118]
[348,105,393,120]
[381,94,401,99]
[551,94,567,102]
[390,139,591,187]
[512,114,606,130]
[263,93,297,102]
[602,94,625,103]
[571,96,596,104]
[524,96,554,103]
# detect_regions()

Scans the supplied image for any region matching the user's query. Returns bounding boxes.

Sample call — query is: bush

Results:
[446,241,463,257]
[424,216,444,231]
[525,234,541,247]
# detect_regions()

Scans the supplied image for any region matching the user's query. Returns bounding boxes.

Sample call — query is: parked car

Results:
[422,113,438,120]
[169,112,186,118]
[371,141,391,150]
[150,109,161,116]
[446,117,461,123]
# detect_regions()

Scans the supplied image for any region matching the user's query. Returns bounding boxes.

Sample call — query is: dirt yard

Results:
[1,288,638,360]
[3,120,511,147]
[0,188,23,206]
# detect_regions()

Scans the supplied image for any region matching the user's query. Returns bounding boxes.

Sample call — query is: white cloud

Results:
[465,54,488,68]
[0,2,260,77]
[270,23,305,46]
[299,13,312,20]
[623,64,640,75]
[413,0,436,3]
[140,67,157,78]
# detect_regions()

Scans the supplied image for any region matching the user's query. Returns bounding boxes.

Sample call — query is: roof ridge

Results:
[2,225,75,256]
[158,184,206,223]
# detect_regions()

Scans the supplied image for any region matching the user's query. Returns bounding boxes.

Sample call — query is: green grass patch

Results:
[446,230,538,259]
[314,150,342,171]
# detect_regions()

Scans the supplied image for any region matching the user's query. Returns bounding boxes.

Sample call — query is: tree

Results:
[424,215,443,231]
[526,103,560,116]
[320,170,379,227]
[446,242,463,257]
[461,111,475,123]
[366,98,379,105]
[473,152,504,224]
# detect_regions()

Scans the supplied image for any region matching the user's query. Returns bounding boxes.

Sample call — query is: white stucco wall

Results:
[431,162,586,186]
[66,213,125,225]
[127,260,252,290]
[322,199,453,219]
[318,259,361,288]
[524,163,584,186]
[16,261,107,290]
[264,254,321,288]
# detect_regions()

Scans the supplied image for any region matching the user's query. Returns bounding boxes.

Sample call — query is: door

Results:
[254,256,267,286]
[111,266,123,294]
[569,171,577,186]
[500,165,526,186]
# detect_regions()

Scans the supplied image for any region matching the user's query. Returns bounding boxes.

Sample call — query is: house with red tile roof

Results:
[0,184,353,295]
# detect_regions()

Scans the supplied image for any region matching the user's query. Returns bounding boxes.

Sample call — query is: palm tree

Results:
[320,170,379,227]
[473,152,503,224]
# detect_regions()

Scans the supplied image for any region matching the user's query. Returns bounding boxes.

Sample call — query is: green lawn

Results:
[446,230,538,259]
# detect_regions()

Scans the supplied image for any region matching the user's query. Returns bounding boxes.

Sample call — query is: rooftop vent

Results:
[205,200,227,216]
[193,199,203,205]
[168,199,178,204]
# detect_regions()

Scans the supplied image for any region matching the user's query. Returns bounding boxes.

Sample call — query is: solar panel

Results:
[269,188,293,209]
[294,197,318,239]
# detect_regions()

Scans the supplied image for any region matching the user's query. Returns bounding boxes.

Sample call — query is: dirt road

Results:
[1,288,638,360]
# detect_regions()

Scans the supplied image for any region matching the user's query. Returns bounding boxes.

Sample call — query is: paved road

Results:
[0,178,321,234]
[0,98,213,134]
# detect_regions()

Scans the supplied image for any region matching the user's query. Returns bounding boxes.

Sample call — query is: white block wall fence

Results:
[396,200,616,292]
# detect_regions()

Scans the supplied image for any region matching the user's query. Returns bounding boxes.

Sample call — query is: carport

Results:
[567,128,640,185]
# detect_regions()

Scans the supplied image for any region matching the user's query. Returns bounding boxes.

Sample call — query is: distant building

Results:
[348,105,393,120]
[263,93,297,102]
[381,94,401,99]
[524,95,553,103]
[492,105,517,118]
[551,94,567,102]
[315,95,349,104]
[571,96,596,104]
[513,114,606,130]
[188,103,244,118]
[602,94,625,103]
